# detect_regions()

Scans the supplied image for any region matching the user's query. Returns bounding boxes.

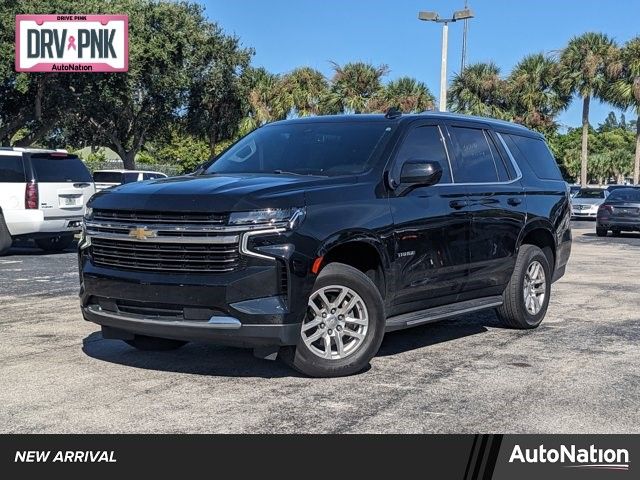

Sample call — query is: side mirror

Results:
[397,160,443,194]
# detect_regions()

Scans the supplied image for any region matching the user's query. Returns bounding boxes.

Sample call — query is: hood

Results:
[88,173,357,213]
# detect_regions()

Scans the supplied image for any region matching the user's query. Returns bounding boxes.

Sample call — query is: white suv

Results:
[0,148,95,254]
[93,170,168,191]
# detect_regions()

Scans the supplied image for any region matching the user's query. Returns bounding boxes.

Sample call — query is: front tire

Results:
[0,213,12,255]
[124,335,187,351]
[612,229,622,237]
[282,262,385,377]
[496,244,551,329]
[35,234,74,252]
[596,227,608,237]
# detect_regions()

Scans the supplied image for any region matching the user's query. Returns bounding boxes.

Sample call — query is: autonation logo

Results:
[509,444,630,471]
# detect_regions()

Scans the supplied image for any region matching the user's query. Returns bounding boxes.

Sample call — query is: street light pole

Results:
[461,0,469,72]
[418,8,474,112]
[439,22,449,112]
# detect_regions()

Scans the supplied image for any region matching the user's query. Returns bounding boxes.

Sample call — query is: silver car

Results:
[571,187,609,219]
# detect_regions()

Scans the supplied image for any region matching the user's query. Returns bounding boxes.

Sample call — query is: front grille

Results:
[93,209,228,225]
[90,238,242,273]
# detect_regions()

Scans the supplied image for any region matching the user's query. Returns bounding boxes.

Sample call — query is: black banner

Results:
[0,435,636,479]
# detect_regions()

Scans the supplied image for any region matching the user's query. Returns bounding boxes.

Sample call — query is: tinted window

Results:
[575,189,605,199]
[144,172,166,180]
[451,127,499,183]
[608,189,640,202]
[393,125,452,183]
[486,133,510,181]
[93,172,123,183]
[30,155,92,182]
[205,122,394,176]
[0,155,26,182]
[507,134,562,180]
[123,172,140,183]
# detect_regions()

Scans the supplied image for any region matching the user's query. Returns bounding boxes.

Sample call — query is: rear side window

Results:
[123,172,140,183]
[94,172,123,183]
[143,172,165,180]
[450,127,500,183]
[504,134,562,180]
[393,125,452,184]
[31,155,92,183]
[0,155,26,182]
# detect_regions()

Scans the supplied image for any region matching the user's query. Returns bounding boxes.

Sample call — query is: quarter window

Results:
[0,155,26,182]
[450,127,500,183]
[393,126,452,184]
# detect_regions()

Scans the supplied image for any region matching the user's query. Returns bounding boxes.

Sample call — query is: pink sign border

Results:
[15,14,129,73]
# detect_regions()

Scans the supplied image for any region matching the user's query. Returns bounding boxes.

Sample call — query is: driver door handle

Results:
[507,197,522,206]
[449,200,469,210]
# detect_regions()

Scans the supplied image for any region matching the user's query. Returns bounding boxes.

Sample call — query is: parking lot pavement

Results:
[0,222,639,433]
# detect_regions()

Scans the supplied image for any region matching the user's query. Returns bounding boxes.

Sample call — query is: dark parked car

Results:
[79,113,572,377]
[596,188,640,236]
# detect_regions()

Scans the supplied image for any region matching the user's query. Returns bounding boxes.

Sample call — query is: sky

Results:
[202,0,639,129]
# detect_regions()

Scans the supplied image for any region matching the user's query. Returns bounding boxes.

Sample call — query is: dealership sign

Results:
[15,14,128,72]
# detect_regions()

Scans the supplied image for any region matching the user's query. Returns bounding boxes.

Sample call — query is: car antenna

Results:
[385,107,402,119]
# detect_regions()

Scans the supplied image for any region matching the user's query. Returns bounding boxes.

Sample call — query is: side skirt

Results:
[385,296,503,332]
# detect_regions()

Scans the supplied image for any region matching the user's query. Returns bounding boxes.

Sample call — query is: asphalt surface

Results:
[0,221,639,433]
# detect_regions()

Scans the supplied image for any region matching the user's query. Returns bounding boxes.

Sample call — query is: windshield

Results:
[575,189,605,199]
[204,122,393,176]
[608,189,640,202]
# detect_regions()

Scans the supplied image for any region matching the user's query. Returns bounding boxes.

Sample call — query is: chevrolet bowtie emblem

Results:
[129,226,157,240]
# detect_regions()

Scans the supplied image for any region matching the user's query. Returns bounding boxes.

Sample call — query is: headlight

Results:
[229,207,305,229]
[84,206,93,220]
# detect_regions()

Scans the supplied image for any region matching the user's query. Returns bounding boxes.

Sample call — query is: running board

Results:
[385,296,503,332]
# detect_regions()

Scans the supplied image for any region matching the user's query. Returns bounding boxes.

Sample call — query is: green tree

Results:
[604,36,640,184]
[560,32,620,186]
[185,28,252,155]
[282,67,329,117]
[326,62,389,114]
[238,67,290,135]
[448,62,509,118]
[373,77,435,113]
[506,54,570,134]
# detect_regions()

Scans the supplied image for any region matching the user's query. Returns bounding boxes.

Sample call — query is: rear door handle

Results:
[449,200,469,210]
[507,197,522,206]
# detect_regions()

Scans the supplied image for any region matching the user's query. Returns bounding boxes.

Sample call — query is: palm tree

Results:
[239,67,290,135]
[282,67,329,117]
[605,37,640,184]
[374,77,435,113]
[327,62,389,114]
[506,53,571,134]
[560,32,620,186]
[448,62,509,118]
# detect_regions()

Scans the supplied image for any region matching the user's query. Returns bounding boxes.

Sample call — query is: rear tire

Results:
[35,234,74,252]
[281,262,385,377]
[0,213,12,255]
[124,335,187,351]
[596,227,608,237]
[612,229,622,237]
[496,244,551,329]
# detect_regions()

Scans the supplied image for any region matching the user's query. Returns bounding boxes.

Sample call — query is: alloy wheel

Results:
[301,285,369,360]
[523,260,546,315]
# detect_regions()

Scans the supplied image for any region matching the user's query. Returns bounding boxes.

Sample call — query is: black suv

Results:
[79,113,571,377]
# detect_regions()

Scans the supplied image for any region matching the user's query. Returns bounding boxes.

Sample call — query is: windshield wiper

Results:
[273,169,326,177]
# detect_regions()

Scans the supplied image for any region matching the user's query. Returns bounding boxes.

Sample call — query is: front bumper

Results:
[83,305,301,347]
[79,229,316,347]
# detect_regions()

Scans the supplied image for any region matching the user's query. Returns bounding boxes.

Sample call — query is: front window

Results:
[575,189,605,199]
[204,122,394,176]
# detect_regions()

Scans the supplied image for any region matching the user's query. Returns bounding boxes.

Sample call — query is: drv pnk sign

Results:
[15,15,128,72]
